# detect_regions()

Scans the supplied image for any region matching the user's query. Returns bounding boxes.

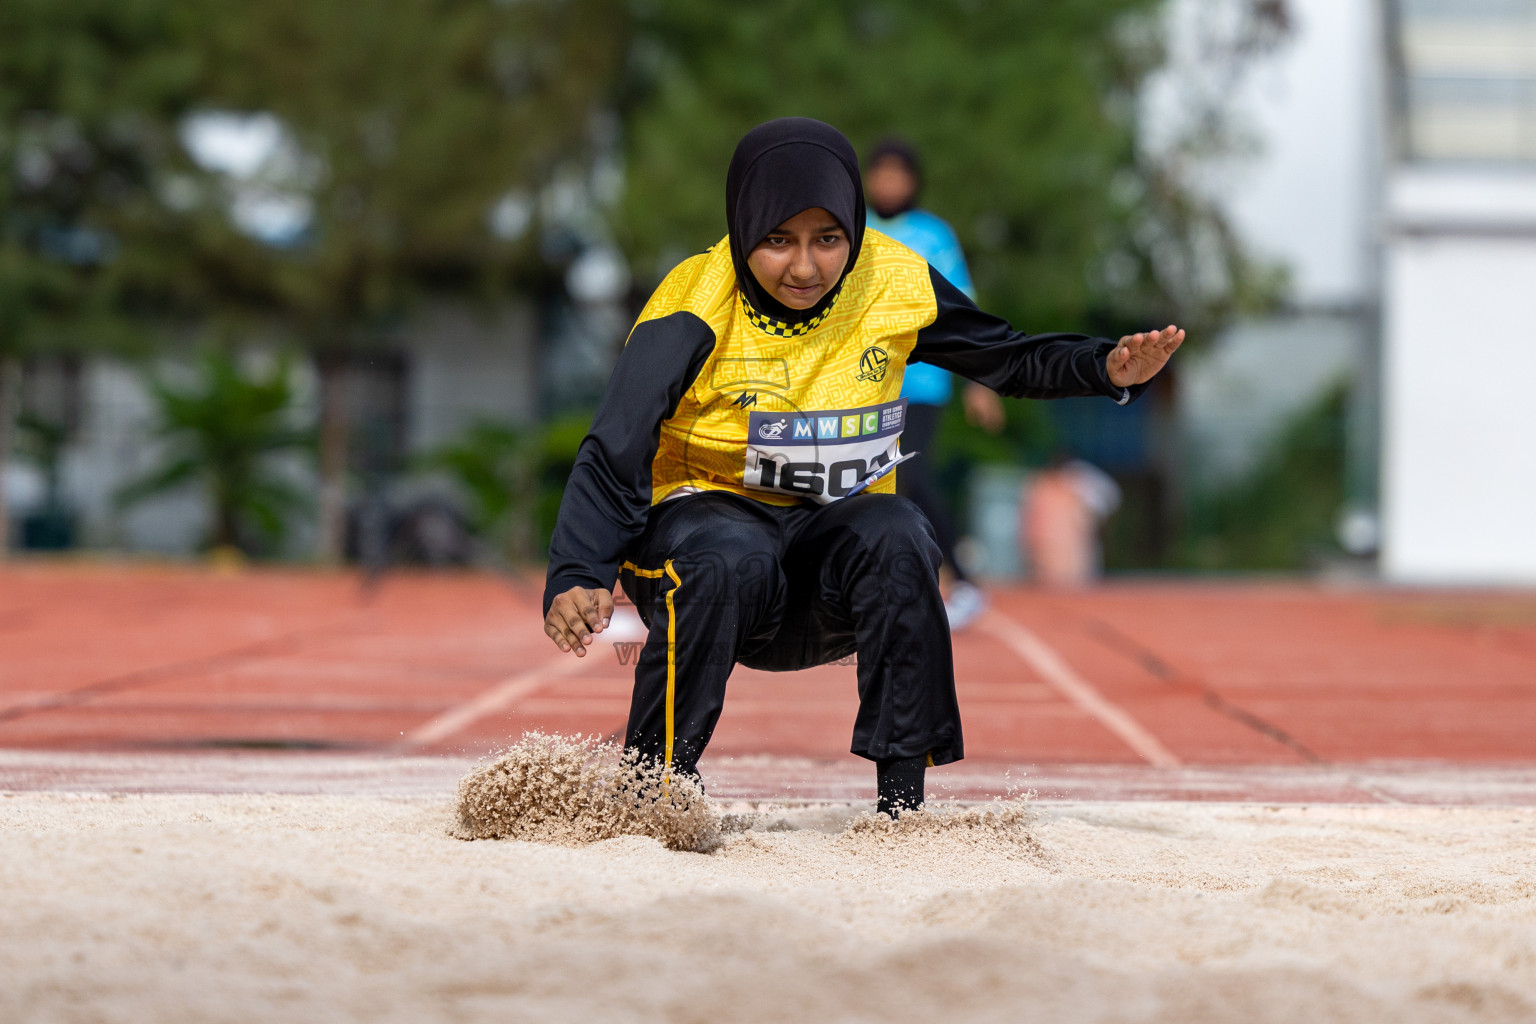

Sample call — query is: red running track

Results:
[2,563,1534,801]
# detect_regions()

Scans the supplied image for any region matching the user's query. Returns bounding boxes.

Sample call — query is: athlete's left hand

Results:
[1107,325,1185,388]
[545,585,614,658]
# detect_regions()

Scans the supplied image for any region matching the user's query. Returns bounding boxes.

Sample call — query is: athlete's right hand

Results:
[544,586,614,658]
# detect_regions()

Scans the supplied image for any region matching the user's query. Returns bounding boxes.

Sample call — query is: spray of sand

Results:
[837,799,1047,866]
[843,799,1038,840]
[456,733,1045,860]
[454,733,719,851]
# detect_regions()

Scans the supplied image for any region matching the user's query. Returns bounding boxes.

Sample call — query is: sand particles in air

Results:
[454,732,719,850]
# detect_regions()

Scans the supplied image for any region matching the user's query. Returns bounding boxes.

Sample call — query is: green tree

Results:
[0,0,206,555]
[116,351,310,555]
[617,0,1290,566]
[174,0,631,562]
[620,0,1283,334]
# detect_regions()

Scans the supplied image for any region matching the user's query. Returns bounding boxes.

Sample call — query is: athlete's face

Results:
[747,207,850,310]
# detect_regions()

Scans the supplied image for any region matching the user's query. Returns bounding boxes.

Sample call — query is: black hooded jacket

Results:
[543,118,1144,613]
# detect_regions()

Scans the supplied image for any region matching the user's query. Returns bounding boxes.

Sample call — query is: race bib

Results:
[745,399,911,504]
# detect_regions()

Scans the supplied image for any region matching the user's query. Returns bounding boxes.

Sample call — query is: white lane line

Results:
[395,652,592,750]
[400,610,652,750]
[980,609,1182,768]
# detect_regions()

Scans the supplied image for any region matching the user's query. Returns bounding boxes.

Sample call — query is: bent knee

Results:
[853,495,939,550]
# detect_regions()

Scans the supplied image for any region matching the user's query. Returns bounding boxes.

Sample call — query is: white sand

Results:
[3,793,1535,1023]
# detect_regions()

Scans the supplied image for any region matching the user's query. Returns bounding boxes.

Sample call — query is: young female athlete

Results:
[542,118,1182,814]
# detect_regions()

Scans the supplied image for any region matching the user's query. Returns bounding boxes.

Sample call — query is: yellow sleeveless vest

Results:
[632,230,938,507]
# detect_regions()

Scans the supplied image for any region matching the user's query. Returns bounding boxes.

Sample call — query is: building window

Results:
[1393,0,1536,162]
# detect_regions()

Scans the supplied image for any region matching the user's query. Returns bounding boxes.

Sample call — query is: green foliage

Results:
[103,0,638,559]
[0,0,206,355]
[2,0,637,343]
[1177,382,1348,571]
[419,409,594,563]
[175,0,631,338]
[620,0,1280,336]
[535,410,593,553]
[618,0,1292,578]
[2,0,1296,568]
[0,0,211,552]
[418,421,537,563]
[116,351,310,554]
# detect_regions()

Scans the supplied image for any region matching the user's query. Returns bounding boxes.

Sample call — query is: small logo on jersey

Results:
[732,391,758,409]
[857,346,889,383]
[757,418,789,440]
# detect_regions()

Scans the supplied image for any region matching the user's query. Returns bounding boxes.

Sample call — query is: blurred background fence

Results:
[2,0,1531,584]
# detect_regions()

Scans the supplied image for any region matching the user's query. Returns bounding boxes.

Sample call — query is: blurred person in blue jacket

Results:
[865,138,1003,630]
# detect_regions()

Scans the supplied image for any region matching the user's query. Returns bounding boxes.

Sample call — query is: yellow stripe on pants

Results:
[663,559,681,773]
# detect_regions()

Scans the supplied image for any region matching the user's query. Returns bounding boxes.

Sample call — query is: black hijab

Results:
[725,117,865,327]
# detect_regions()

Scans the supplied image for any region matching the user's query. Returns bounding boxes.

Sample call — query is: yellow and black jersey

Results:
[543,231,1139,612]
[640,230,939,507]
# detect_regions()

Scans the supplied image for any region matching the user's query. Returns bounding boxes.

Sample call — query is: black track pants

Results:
[617,491,963,776]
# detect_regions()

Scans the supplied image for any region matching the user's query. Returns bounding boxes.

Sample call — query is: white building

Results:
[1380,0,1536,584]
[1144,0,1381,570]
[1171,0,1536,584]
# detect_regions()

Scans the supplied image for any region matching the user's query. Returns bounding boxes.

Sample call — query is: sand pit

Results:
[4,789,1536,1023]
